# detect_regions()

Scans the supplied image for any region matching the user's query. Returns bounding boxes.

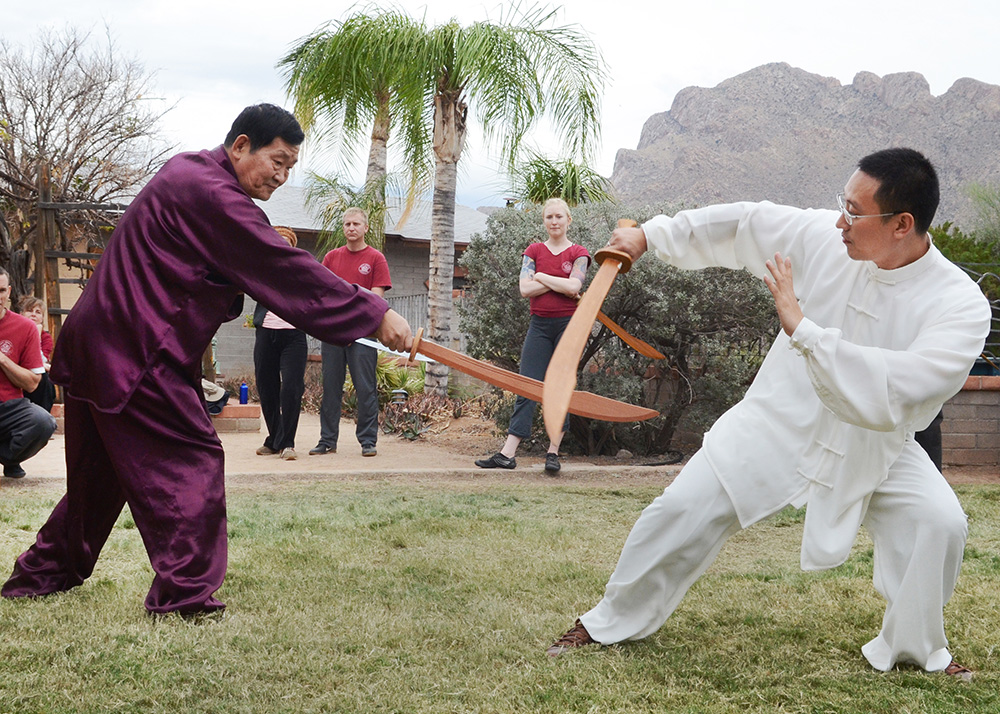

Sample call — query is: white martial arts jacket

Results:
[642,202,992,570]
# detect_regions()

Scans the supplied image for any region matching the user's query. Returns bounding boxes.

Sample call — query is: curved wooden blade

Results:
[595,310,665,359]
[409,329,657,422]
[543,221,637,443]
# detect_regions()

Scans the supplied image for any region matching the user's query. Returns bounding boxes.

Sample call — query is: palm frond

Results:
[277,7,434,191]
[509,151,615,206]
[304,172,397,254]
[420,4,607,168]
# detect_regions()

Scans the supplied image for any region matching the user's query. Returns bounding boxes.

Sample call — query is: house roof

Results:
[253,186,489,245]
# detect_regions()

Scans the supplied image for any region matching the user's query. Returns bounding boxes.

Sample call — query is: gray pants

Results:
[318,341,378,449]
[0,398,57,469]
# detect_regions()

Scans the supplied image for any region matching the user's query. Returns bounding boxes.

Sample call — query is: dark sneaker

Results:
[309,444,336,455]
[362,445,377,457]
[547,619,596,657]
[544,452,561,474]
[3,463,26,479]
[944,660,973,682]
[255,445,278,456]
[475,452,516,469]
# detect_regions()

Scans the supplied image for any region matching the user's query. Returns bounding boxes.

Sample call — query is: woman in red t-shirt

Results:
[475,198,591,475]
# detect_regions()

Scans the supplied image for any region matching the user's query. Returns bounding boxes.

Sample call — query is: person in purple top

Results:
[1,104,412,615]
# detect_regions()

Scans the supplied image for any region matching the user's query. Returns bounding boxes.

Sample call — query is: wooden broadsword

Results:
[408,328,657,423]
[593,307,664,360]
[543,219,638,443]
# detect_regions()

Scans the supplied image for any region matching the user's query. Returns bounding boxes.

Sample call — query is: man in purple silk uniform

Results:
[1,104,412,615]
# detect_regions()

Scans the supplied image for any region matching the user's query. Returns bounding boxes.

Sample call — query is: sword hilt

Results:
[594,248,633,274]
[409,327,424,363]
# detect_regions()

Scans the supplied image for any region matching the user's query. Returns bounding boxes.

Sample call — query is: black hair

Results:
[857,148,939,234]
[224,103,304,151]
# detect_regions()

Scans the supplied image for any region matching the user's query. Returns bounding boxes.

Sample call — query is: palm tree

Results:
[419,6,607,395]
[280,6,606,397]
[510,152,616,206]
[278,9,431,201]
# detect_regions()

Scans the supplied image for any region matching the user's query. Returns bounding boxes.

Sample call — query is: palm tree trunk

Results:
[365,92,390,202]
[424,91,466,397]
[425,160,456,397]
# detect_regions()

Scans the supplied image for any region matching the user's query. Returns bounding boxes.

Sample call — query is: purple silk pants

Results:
[2,362,227,614]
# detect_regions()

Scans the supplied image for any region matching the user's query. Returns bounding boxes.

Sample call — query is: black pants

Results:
[915,410,944,472]
[0,398,57,468]
[254,328,307,451]
[508,315,572,439]
[24,373,56,413]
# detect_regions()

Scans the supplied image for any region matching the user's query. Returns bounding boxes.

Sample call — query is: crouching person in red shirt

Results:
[0,269,57,479]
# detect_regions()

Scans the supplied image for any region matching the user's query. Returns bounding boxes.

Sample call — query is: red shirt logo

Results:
[561,260,573,275]
[359,263,372,275]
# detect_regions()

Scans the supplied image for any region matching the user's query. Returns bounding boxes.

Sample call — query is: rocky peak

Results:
[612,64,1000,227]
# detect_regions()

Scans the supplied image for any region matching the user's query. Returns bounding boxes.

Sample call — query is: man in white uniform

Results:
[547,148,991,681]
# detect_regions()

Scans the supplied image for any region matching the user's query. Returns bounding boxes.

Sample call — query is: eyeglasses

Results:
[837,193,900,226]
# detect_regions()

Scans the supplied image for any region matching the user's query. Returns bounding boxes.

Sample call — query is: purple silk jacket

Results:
[50,146,388,413]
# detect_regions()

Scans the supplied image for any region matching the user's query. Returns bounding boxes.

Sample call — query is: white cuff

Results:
[788,317,823,354]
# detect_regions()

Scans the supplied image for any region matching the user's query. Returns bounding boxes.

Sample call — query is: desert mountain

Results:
[611,63,1000,227]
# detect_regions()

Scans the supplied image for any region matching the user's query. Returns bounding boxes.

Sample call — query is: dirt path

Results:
[3,411,994,494]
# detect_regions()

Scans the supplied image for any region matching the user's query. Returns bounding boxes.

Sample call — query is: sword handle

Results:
[594,219,638,274]
[409,327,424,363]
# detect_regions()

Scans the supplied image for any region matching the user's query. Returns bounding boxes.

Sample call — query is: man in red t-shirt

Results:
[310,208,392,457]
[0,269,57,479]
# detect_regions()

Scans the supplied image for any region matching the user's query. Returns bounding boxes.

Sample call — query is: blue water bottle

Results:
[239,381,249,404]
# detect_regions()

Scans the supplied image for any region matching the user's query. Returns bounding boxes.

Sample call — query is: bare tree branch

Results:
[0,25,173,299]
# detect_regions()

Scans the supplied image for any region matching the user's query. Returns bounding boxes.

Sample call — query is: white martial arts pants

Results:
[580,444,968,672]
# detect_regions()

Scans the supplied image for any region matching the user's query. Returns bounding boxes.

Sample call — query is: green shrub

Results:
[932,221,1000,274]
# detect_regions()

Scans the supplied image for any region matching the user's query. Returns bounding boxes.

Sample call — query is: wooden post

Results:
[36,164,63,341]
[34,165,50,301]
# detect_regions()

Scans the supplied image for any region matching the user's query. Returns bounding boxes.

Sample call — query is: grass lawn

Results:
[1,478,997,713]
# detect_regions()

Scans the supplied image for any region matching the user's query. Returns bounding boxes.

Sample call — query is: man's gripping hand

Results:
[607,225,648,263]
[374,309,413,353]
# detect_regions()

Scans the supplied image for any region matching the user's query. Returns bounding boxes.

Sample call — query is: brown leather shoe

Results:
[546,619,596,657]
[944,660,973,682]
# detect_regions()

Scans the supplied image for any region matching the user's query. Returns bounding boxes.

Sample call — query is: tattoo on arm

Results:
[520,256,535,281]
[570,256,588,284]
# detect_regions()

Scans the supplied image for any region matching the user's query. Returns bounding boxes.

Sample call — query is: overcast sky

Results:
[8,0,1000,206]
